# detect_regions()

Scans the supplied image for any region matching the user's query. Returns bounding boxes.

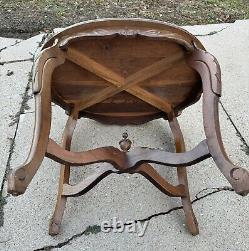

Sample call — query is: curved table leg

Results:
[188,49,249,196]
[7,55,65,196]
[49,111,78,235]
[169,114,199,235]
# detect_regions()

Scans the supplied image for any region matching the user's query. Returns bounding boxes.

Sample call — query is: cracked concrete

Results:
[0,38,22,53]
[0,60,34,184]
[34,225,102,251]
[8,73,32,126]
[5,32,50,127]
[0,33,45,62]
[34,186,234,251]
[220,101,249,156]
[0,20,249,251]
[183,22,231,37]
[34,186,249,251]
[0,58,33,66]
[195,27,228,37]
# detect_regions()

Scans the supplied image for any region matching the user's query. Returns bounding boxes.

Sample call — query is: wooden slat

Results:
[52,61,108,86]
[53,58,199,89]
[53,62,198,89]
[57,85,191,110]
[87,111,158,117]
[65,47,184,113]
[65,47,124,85]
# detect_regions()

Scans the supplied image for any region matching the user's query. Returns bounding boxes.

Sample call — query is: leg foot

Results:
[49,220,61,236]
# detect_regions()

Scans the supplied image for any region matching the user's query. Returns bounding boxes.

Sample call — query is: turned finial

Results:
[119,132,132,152]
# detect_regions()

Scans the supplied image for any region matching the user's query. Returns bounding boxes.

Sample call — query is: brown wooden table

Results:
[7,18,249,236]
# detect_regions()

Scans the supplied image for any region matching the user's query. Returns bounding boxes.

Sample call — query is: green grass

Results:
[0,0,249,37]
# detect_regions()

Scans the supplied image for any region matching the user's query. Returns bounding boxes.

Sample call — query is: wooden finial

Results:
[119,132,132,152]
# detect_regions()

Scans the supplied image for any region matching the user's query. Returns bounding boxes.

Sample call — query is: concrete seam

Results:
[0,32,51,65]
[195,27,228,37]
[0,40,22,53]
[0,58,33,66]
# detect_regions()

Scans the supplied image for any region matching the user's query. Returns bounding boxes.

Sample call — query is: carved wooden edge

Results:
[32,41,62,94]
[7,47,65,196]
[187,49,249,196]
[46,138,211,170]
[46,139,126,169]
[58,29,194,51]
[42,19,205,51]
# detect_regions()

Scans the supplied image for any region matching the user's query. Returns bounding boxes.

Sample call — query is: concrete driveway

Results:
[0,20,249,251]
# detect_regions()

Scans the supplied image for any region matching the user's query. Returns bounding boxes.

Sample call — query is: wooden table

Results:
[7,19,249,236]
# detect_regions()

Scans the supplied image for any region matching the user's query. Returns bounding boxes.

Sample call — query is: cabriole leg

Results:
[188,49,249,196]
[7,56,64,196]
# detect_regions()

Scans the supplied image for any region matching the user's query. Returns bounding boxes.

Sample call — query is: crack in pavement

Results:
[34,186,234,251]
[0,31,50,54]
[219,101,249,156]
[8,70,33,126]
[123,186,234,224]
[0,58,33,65]
[195,27,228,37]
[0,238,11,244]
[0,32,50,66]
[34,225,102,251]
[18,103,56,116]
[0,120,19,226]
[37,32,53,48]
[0,39,22,53]
[8,33,50,126]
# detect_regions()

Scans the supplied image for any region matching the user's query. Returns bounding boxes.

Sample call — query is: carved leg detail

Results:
[49,111,78,236]
[188,49,249,196]
[169,115,199,235]
[8,56,65,196]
